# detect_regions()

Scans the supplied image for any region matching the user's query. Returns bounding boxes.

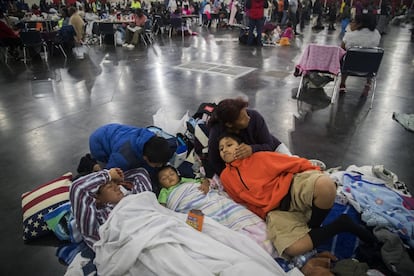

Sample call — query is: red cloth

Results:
[295,43,346,76]
[220,152,319,219]
[0,21,19,39]
[249,0,265,19]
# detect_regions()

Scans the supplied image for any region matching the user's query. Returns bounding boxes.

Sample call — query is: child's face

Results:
[158,167,180,188]
[96,181,124,206]
[219,137,239,163]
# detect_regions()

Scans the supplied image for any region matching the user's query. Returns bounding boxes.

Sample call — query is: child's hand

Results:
[198,179,210,194]
[109,168,124,182]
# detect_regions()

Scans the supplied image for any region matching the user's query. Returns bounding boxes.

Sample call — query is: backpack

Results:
[185,102,217,177]
[146,126,189,168]
[238,26,259,45]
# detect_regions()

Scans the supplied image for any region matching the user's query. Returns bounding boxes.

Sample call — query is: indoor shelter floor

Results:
[0,21,413,275]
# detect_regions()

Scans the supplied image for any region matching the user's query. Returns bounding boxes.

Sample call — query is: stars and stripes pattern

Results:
[21,173,72,241]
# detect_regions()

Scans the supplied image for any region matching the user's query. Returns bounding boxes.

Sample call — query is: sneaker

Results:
[339,84,346,94]
[372,165,398,187]
[361,83,371,98]
[309,159,327,171]
[126,44,135,49]
[122,43,129,47]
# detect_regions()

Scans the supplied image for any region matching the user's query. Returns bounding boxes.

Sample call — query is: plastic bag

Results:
[116,27,125,46]
[72,45,88,59]
[153,108,189,135]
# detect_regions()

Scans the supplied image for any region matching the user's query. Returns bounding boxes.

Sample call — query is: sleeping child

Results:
[157,165,276,256]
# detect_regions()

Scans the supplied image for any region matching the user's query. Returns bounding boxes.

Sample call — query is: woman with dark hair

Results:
[207,97,291,177]
[339,13,381,97]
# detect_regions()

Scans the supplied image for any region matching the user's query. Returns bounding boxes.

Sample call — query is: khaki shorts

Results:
[266,170,324,255]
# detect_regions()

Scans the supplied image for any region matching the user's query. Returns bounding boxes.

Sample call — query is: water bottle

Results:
[291,249,317,268]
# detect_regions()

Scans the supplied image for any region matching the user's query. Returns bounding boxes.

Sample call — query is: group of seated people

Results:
[69,96,382,274]
[0,4,85,60]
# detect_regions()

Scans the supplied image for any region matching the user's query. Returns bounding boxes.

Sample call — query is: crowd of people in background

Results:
[0,0,413,54]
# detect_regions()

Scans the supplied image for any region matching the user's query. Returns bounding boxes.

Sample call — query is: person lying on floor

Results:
[218,132,377,257]
[70,167,152,248]
[157,165,276,256]
[70,167,288,275]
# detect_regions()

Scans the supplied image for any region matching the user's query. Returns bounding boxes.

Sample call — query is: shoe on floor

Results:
[122,43,129,47]
[372,165,398,186]
[339,84,346,94]
[361,83,371,98]
[126,44,135,49]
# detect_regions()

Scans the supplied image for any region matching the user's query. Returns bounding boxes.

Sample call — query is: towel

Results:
[295,44,346,76]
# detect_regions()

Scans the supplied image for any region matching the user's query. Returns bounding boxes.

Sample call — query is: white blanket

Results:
[94,192,297,276]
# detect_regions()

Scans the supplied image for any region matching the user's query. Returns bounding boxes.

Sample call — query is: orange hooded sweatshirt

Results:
[220,152,319,219]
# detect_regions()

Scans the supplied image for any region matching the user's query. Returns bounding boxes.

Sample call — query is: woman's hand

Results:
[109,168,124,182]
[235,143,253,160]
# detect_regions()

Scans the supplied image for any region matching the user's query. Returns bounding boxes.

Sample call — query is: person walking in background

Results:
[281,0,289,25]
[328,1,337,31]
[288,0,299,34]
[340,0,351,35]
[246,0,268,46]
[68,6,85,43]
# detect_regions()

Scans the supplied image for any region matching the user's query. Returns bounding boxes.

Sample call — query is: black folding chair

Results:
[341,47,384,109]
[20,30,48,63]
[98,22,116,46]
[54,25,76,58]
[140,19,154,46]
[169,17,185,39]
[0,40,10,64]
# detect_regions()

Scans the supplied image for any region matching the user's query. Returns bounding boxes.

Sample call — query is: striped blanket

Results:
[166,182,263,232]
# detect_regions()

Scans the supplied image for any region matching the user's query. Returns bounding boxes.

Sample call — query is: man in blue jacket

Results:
[89,124,173,192]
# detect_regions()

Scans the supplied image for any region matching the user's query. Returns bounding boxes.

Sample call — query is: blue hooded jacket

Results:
[89,124,156,171]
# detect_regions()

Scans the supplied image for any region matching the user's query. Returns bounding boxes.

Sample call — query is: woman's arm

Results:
[248,110,282,152]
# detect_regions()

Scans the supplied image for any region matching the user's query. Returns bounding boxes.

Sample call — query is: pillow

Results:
[21,172,72,242]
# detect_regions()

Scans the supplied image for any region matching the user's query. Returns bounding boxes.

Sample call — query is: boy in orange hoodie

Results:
[219,133,376,257]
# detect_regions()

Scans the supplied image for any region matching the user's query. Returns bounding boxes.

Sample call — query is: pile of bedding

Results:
[93,192,293,276]
[25,163,414,275]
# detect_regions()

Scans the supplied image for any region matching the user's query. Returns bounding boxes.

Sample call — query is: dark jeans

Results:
[248,17,264,46]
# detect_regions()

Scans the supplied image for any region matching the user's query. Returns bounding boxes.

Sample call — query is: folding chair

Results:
[20,30,48,63]
[0,40,10,64]
[98,22,116,46]
[294,43,346,104]
[54,25,77,58]
[169,17,185,39]
[140,19,154,47]
[341,46,384,109]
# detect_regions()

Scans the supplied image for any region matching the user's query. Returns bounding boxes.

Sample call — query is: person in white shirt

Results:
[339,13,381,97]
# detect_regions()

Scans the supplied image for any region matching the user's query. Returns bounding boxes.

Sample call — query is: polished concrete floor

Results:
[1,22,413,275]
